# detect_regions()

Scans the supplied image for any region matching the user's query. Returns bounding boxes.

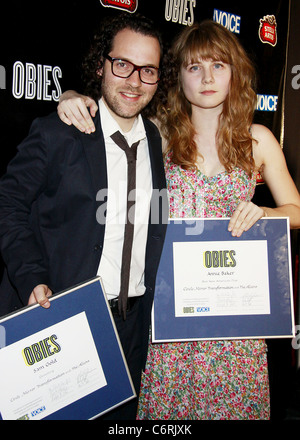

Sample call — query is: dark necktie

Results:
[111,131,140,319]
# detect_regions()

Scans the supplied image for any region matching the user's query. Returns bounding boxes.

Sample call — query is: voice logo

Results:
[197,307,210,313]
[213,9,241,34]
[256,94,278,112]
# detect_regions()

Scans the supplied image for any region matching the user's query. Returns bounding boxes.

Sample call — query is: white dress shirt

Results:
[97,99,152,300]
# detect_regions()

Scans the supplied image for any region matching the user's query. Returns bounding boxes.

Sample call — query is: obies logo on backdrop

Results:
[99,0,137,13]
[0,62,62,102]
[165,0,196,26]
[12,61,62,102]
[259,15,277,47]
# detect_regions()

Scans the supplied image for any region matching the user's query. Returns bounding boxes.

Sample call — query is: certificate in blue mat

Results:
[152,218,294,342]
[0,278,135,420]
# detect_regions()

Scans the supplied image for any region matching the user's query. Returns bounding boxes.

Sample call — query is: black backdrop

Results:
[0,0,291,172]
[0,0,299,420]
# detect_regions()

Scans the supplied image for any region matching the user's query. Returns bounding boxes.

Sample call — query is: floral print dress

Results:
[137,153,270,420]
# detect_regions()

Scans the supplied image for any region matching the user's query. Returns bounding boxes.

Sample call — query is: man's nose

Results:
[126,69,142,87]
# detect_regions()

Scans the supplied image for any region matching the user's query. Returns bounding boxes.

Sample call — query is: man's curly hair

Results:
[81,12,164,118]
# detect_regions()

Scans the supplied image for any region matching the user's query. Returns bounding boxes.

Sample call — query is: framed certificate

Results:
[0,278,135,420]
[152,218,295,342]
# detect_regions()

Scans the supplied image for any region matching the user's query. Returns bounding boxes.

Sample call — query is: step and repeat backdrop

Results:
[0,0,291,171]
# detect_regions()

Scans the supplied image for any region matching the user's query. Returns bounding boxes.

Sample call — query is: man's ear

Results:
[96,59,104,77]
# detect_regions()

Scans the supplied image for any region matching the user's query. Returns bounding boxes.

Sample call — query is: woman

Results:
[57,21,300,419]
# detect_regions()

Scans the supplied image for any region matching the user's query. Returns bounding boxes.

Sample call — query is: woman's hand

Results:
[228,201,266,237]
[57,91,98,134]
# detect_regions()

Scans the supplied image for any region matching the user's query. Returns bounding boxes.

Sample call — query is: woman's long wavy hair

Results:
[158,20,258,176]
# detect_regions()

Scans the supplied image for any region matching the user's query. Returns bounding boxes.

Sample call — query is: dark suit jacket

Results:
[0,112,167,348]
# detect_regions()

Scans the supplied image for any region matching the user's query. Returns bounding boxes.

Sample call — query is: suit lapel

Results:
[144,118,168,228]
[82,114,164,194]
[80,114,166,222]
[80,114,108,195]
[144,118,166,192]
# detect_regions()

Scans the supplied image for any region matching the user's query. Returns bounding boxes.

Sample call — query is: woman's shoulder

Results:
[251,124,279,146]
[251,123,274,139]
[251,123,282,168]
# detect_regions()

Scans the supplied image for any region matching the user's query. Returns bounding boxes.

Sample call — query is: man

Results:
[0,13,167,419]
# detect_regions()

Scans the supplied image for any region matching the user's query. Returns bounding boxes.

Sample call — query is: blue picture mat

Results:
[152,218,294,342]
[0,278,135,420]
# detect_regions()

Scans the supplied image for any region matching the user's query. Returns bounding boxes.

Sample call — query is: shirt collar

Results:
[99,98,146,145]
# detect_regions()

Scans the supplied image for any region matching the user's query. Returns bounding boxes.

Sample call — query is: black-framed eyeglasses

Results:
[104,54,160,85]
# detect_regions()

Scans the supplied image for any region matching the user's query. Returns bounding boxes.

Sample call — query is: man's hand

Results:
[28,284,53,308]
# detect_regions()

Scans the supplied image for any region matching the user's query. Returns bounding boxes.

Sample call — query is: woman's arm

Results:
[253,124,300,228]
[57,90,98,134]
[228,124,300,236]
[57,90,169,152]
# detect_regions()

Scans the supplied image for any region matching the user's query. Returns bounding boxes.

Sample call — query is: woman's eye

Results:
[189,65,200,72]
[214,63,224,70]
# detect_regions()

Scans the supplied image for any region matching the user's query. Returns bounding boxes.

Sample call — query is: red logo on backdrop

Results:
[100,0,138,13]
[256,171,265,185]
[259,15,277,47]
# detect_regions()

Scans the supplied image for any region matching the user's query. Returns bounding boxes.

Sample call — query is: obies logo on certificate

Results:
[0,312,107,420]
